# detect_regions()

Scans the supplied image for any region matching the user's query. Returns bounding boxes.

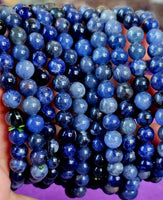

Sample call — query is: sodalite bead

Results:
[108,33,126,50]
[48,58,66,75]
[84,74,98,89]
[104,131,122,149]
[86,89,100,106]
[9,129,27,146]
[123,13,141,29]
[105,19,122,36]
[61,143,76,158]
[77,146,91,161]
[5,13,22,29]
[73,114,90,132]
[155,109,163,126]
[122,134,136,151]
[26,115,44,133]
[2,90,21,108]
[97,80,115,98]
[146,28,163,44]
[125,177,140,191]
[69,82,85,98]
[54,92,72,111]
[127,26,144,43]
[57,33,73,50]
[18,6,33,20]
[36,86,53,105]
[63,49,78,65]
[0,72,17,90]
[19,79,37,97]
[22,96,41,115]
[136,110,153,126]
[87,17,104,33]
[72,98,88,114]
[107,162,123,176]
[92,137,105,152]
[75,39,92,57]
[0,53,14,72]
[83,8,98,21]
[12,44,29,61]
[113,64,131,83]
[100,9,116,23]
[138,143,155,159]
[149,56,163,73]
[16,60,35,79]
[67,9,82,24]
[119,189,138,200]
[123,164,138,180]
[128,43,146,60]
[92,47,110,65]
[116,83,134,100]
[148,44,163,58]
[46,40,62,58]
[123,150,136,164]
[130,59,147,76]
[9,27,27,44]
[80,56,94,74]
[158,126,163,140]
[133,76,149,92]
[139,11,155,23]
[90,31,107,48]
[105,148,123,163]
[95,64,112,80]
[119,100,135,117]
[10,159,27,173]
[56,111,74,128]
[0,35,10,52]
[75,174,89,187]
[117,7,134,22]
[111,48,128,65]
[55,18,70,33]
[120,117,137,135]
[102,114,120,131]
[90,121,105,136]
[10,144,28,159]
[30,164,48,180]
[99,97,118,114]
[157,141,163,157]
[36,10,53,26]
[24,18,41,34]
[52,75,70,92]
[142,17,159,33]
[42,25,58,41]
[32,51,47,68]
[151,71,163,91]
[28,32,45,50]
[137,126,154,142]
[134,92,152,110]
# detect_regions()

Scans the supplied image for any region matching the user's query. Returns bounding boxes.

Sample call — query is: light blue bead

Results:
[123,164,138,180]
[111,48,128,65]
[95,64,112,80]
[107,162,123,176]
[100,9,116,23]
[99,97,118,114]
[87,17,104,33]
[128,43,146,60]
[12,44,29,61]
[16,60,35,79]
[72,98,88,114]
[30,164,48,180]
[138,170,151,180]
[22,96,41,115]
[130,59,147,76]
[92,47,110,65]
[19,79,37,97]
[28,32,45,50]
[73,114,90,131]
[155,109,163,126]
[97,80,115,98]
[113,64,131,83]
[105,19,122,36]
[134,92,152,110]
[105,148,123,163]
[36,86,53,105]
[146,28,163,44]
[104,131,122,149]
[75,39,92,57]
[127,26,144,43]
[148,44,163,58]
[80,56,94,74]
[2,89,21,108]
[90,31,107,48]
[69,82,85,98]
[120,117,137,134]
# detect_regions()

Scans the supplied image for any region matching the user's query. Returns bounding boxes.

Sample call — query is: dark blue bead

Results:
[54,92,72,111]
[137,126,154,142]
[32,51,47,68]
[13,4,26,13]
[89,107,103,121]
[67,65,83,82]
[138,143,155,159]
[28,32,44,51]
[55,18,70,33]
[90,31,107,48]
[97,80,115,98]
[42,122,56,140]
[83,8,98,21]
[153,91,163,108]
[155,157,163,170]
[90,121,105,136]
[5,13,22,29]
[123,151,136,164]
[46,40,62,58]
[42,25,58,41]
[92,47,110,65]
[108,33,126,49]
[24,18,41,34]
[67,9,82,24]
[142,17,159,33]
[76,132,90,147]
[18,6,33,20]
[117,7,134,22]
[75,174,89,187]
[36,86,53,105]
[27,133,46,150]
[92,137,105,152]
[148,44,163,58]
[116,83,133,100]
[105,148,123,163]
[86,89,100,106]
[119,101,135,117]
[84,74,98,89]
[139,11,155,23]
[152,169,163,177]
[10,144,28,160]
[9,129,27,146]
[149,56,163,73]
[72,23,86,40]
[151,71,163,91]
[65,186,87,198]
[62,4,76,13]
[137,110,153,126]
[58,128,76,144]
[107,174,123,187]
[93,153,106,167]
[57,33,73,50]
[36,10,53,26]
[102,114,120,131]
[12,44,29,61]
[128,43,146,60]
[138,159,153,171]
[60,170,75,180]
[77,146,92,161]
[63,49,78,65]
[111,48,128,65]
[62,157,78,171]
[0,36,10,53]
[30,149,47,165]
[52,75,70,92]
[95,64,112,81]
[123,13,141,29]
[122,135,136,151]
[133,76,149,91]
[56,111,74,128]
[0,72,16,90]
[47,156,60,169]
[61,143,76,158]
[119,189,138,200]
[46,168,59,180]
[76,161,90,175]
[48,58,65,75]
[10,171,25,183]
[33,68,50,86]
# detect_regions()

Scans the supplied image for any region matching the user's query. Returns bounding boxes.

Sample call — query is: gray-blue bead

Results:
[72,98,88,114]
[158,126,163,140]
[69,82,86,98]
[100,9,116,23]
[120,117,137,134]
[107,162,123,176]
[22,96,41,115]
[123,164,138,180]
[9,27,27,44]
[99,97,118,114]
[73,114,90,132]
[30,164,48,180]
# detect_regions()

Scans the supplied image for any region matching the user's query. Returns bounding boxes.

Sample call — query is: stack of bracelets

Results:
[0,2,163,200]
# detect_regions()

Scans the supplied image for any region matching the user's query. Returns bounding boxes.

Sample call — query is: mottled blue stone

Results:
[92,47,110,65]
[73,114,90,132]
[102,114,120,131]
[134,92,152,110]
[72,98,88,114]
[36,10,53,26]
[142,17,159,33]
[30,164,48,180]
[130,59,147,76]
[30,149,47,165]
[9,129,27,146]
[111,48,128,65]
[127,26,144,43]
[61,143,76,158]
[77,146,92,161]
[104,131,122,149]
[122,135,136,151]
[0,53,14,72]
[46,40,62,58]
[19,79,37,97]
[32,51,47,68]
[105,19,122,36]
[48,58,65,75]
[99,97,118,114]
[2,90,21,108]
[52,75,70,92]
[95,64,112,80]
[28,32,45,50]
[10,158,27,173]
[138,143,155,159]
[36,86,53,105]
[158,126,163,140]
[54,92,72,111]
[87,17,104,32]
[146,28,163,44]
[16,60,35,79]
[90,31,107,48]
[10,144,28,160]
[113,64,131,83]
[148,44,163,58]
[57,33,73,50]
[107,162,123,176]
[155,109,163,126]
[136,111,153,126]
[92,137,105,152]
[97,80,115,98]
[84,74,98,89]
[119,100,135,117]
[12,44,29,61]
[26,115,44,133]
[149,56,163,73]
[76,161,90,175]
[42,25,58,41]
[0,35,10,52]
[123,164,138,180]
[151,70,163,91]
[55,18,70,33]
[22,96,41,115]
[128,43,146,60]
[67,9,82,24]
[108,33,126,49]
[75,39,92,57]
[105,148,123,163]
[137,126,154,142]
[69,82,85,98]
[120,117,137,135]
[119,189,138,200]
[80,56,94,74]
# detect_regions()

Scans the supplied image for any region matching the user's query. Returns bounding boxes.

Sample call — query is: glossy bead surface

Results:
[36,86,53,105]
[27,133,46,150]
[146,28,163,44]
[73,114,90,132]
[122,135,136,151]
[87,17,104,33]
[30,149,47,165]
[127,26,144,43]
[123,164,138,180]
[134,92,152,110]
[10,144,28,160]
[28,32,45,50]
[32,51,47,68]
[75,39,92,57]
[107,162,123,176]
[138,143,155,159]
[2,90,21,108]
[133,76,149,92]
[56,111,74,128]
[128,43,146,60]
[97,80,115,98]
[23,96,41,115]
[19,79,37,97]
[149,56,163,73]
[90,31,107,48]
[158,126,163,140]
[52,75,70,92]
[113,64,131,83]
[72,98,88,114]
[119,101,135,117]
[9,27,27,44]
[24,18,41,34]
[54,92,72,111]
[105,19,122,36]
[136,111,153,126]
[155,109,163,126]
[26,115,44,133]
[63,49,78,65]
[120,117,137,135]
[42,25,57,41]
[9,129,27,146]
[99,97,118,114]
[16,60,35,79]
[0,72,17,90]
[0,53,14,71]
[69,82,85,99]
[55,18,70,33]
[151,71,163,91]
[105,148,123,163]
[12,44,29,61]
[102,114,120,131]
[137,126,154,142]
[91,46,110,65]
[104,131,122,149]
[46,40,62,58]
[57,33,73,50]
[116,83,133,100]
[80,56,94,74]
[41,104,56,121]
[130,59,147,76]
[0,19,6,34]
[0,35,10,52]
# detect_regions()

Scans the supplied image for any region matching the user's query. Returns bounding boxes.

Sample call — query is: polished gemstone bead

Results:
[89,107,103,121]
[61,143,76,158]
[5,13,22,29]
[71,23,87,40]
[9,129,27,146]
[36,86,53,105]
[139,11,155,22]
[84,74,98,89]
[16,60,35,79]
[18,6,33,20]
[120,117,137,135]
[24,18,41,34]
[97,80,115,98]
[75,174,89,187]
[137,126,154,142]
[0,35,10,52]
[79,6,89,14]
[56,111,74,128]
[157,141,163,157]
[9,27,27,45]
[42,123,56,140]
[10,170,25,183]
[48,58,65,75]
[87,17,104,33]
[27,132,46,150]
[102,114,120,131]
[99,97,118,114]
[12,44,29,61]
[108,33,126,50]
[155,109,163,126]
[0,19,6,34]
[133,76,149,91]
[72,98,88,114]
[119,101,135,117]
[6,108,25,127]
[65,186,87,198]
[130,59,147,76]
[138,143,155,159]
[50,7,65,19]
[62,157,78,171]
[136,110,153,126]
[69,82,85,98]
[149,56,163,74]
[2,90,21,108]
[41,104,56,121]
[151,71,163,91]
[158,126,163,140]
[30,149,47,165]
[42,25,57,41]
[46,40,62,58]
[23,96,41,115]
[63,49,78,65]
[60,170,74,180]
[127,26,144,43]
[0,72,17,90]
[19,79,37,97]
[90,31,107,48]
[123,13,140,29]
[90,121,105,136]
[57,33,73,50]
[73,114,90,132]
[123,150,136,164]
[119,189,138,200]
[67,65,83,82]
[142,17,159,33]
[75,39,92,57]
[105,148,123,163]
[103,184,119,195]
[83,8,98,21]
[32,51,47,68]
[36,10,53,26]
[113,64,131,83]
[80,56,94,74]
[155,157,163,170]
[128,43,146,60]
[107,174,122,187]
[122,135,136,151]
[134,92,152,110]
[28,32,45,50]
[62,4,76,13]
[104,131,122,149]
[138,170,151,180]
[92,137,105,152]
[123,164,138,180]
[111,48,128,65]
[116,83,133,100]
[46,139,59,155]
[55,18,70,33]
[52,75,70,92]
[93,47,110,65]
[67,9,82,24]
[95,64,112,80]
[30,164,48,180]
[100,9,116,23]
[148,44,163,58]
[10,159,27,173]
[146,28,163,44]
[76,132,90,147]
[107,162,123,176]
[77,146,91,161]
[117,7,134,22]
[54,92,72,111]
[26,115,44,133]
[105,19,122,36]
[0,53,14,72]
[32,68,50,87]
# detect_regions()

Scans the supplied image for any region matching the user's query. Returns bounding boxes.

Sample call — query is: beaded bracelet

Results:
[0,2,163,200]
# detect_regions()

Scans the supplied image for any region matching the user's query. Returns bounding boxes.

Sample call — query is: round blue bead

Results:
[55,18,70,33]
[22,96,41,115]
[100,9,117,23]
[30,164,48,180]
[13,4,26,13]
[87,17,104,32]
[26,115,44,133]
[28,32,45,50]
[42,25,58,41]
[99,97,118,114]
[77,147,92,161]
[0,72,16,90]
[136,110,153,126]
[97,80,115,98]
[105,148,123,163]
[138,170,151,180]
[75,39,92,57]
[155,109,163,126]
[139,11,155,23]
[12,44,29,61]
[92,47,110,65]
[32,51,47,68]
[86,89,100,106]
[146,28,163,44]
[138,143,155,159]
[134,92,152,110]
[30,149,47,166]
[19,79,37,97]
[108,33,126,49]
[41,105,56,121]
[76,161,90,175]
[107,174,122,187]
[142,17,159,33]
[122,135,136,151]
[113,64,131,83]
[52,74,70,92]
[57,33,73,50]
[123,151,136,164]
[63,49,78,65]
[72,99,88,114]
[0,53,14,72]
[90,121,105,136]
[102,114,120,131]
[36,10,53,26]
[54,92,72,111]
[127,26,144,43]
[60,170,74,180]
[151,71,163,91]
[75,174,89,187]
[92,137,105,152]
[10,144,28,160]
[57,111,74,128]
[157,141,163,157]
[69,82,85,99]
[111,48,128,65]
[9,129,27,146]
[18,6,33,20]
[46,40,62,58]
[2,90,21,108]
[137,126,154,142]
[5,13,22,29]
[123,13,141,29]
[130,59,147,76]
[90,31,107,48]
[10,159,27,173]
[148,44,163,58]
[16,60,35,79]
[123,164,138,180]
[104,131,122,149]
[95,64,112,80]
[105,19,122,36]
[48,58,65,75]
[128,43,146,60]
[117,7,134,22]
[36,86,53,105]
[149,56,163,73]
[73,114,90,132]
[67,9,82,24]
[61,143,76,158]
[107,162,123,176]
[120,117,137,135]
[119,189,138,200]
[158,126,163,140]
[84,74,98,89]
[119,101,135,117]
[24,18,41,34]
[0,35,10,53]
[80,56,94,74]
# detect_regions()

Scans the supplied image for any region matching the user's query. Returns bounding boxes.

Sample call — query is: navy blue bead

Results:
[117,7,134,22]
[116,83,133,100]
[130,59,147,76]
[10,171,25,183]
[61,143,76,158]
[58,129,76,144]
[158,126,163,140]
[62,157,78,171]
[119,101,135,117]
[41,104,56,121]
[142,17,159,33]
[122,135,136,151]
[155,157,163,170]
[42,25,58,41]
[90,121,105,136]
[84,74,98,89]
[18,6,33,20]
[28,32,44,51]
[83,8,98,21]
[0,53,14,72]
[133,76,149,92]
[10,144,28,160]
[30,149,47,165]
[75,174,89,187]
[60,170,74,180]
[52,75,70,92]
[123,150,136,164]
[148,44,163,58]
[26,115,44,133]
[108,33,126,49]
[151,71,163,91]
[46,40,62,58]
[119,189,138,200]
[54,92,72,111]
[86,89,100,106]
[76,161,90,175]
[42,122,56,140]
[149,56,163,73]
[77,146,92,161]
[92,137,105,152]
[138,159,153,171]
[138,143,155,159]
[107,174,122,187]
[92,47,110,65]
[95,64,112,81]
[128,43,146,60]
[0,72,17,90]
[67,65,83,82]
[111,48,128,65]
[5,13,22,29]
[13,4,26,13]
[62,4,76,13]
[72,23,86,40]
[36,86,53,105]
[48,58,65,75]
[89,107,103,121]
[136,110,153,126]
[0,35,10,53]
[27,132,46,150]
[137,126,154,142]
[123,13,141,29]
[63,49,78,65]
[24,18,41,34]
[56,111,74,128]
[32,51,47,68]
[102,114,120,131]
[67,9,82,24]
[33,68,50,86]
